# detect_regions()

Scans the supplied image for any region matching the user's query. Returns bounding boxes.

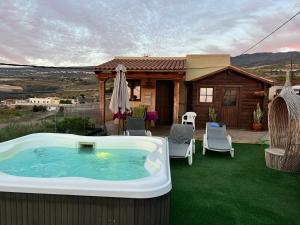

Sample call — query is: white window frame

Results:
[199,87,213,103]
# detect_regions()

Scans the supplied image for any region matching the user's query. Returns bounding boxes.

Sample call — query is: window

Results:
[199,88,213,103]
[127,80,141,101]
[223,89,237,106]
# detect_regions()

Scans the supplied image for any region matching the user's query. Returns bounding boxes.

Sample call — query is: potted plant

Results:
[208,106,217,122]
[253,102,263,131]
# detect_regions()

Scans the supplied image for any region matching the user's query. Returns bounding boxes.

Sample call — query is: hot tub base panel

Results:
[0,192,170,225]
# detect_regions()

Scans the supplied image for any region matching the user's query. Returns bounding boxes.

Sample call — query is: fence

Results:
[61,103,103,126]
[0,103,108,142]
[44,103,106,135]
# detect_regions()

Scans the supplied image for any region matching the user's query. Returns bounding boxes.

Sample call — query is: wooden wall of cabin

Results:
[129,79,156,111]
[179,81,187,118]
[127,78,185,125]
[190,70,270,129]
[97,72,185,125]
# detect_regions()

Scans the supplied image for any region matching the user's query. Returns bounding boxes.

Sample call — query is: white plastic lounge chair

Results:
[168,124,195,165]
[124,117,152,136]
[203,122,234,158]
[181,112,197,130]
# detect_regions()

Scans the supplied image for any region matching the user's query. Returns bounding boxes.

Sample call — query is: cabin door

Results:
[221,87,239,128]
[156,80,174,125]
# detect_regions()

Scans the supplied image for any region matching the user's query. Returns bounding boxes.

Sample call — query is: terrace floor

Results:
[170,141,300,225]
[151,126,268,144]
[106,121,269,144]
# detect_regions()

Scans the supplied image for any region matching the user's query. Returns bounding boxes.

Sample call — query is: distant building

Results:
[28,97,77,106]
[15,99,29,105]
[29,97,60,105]
[46,106,58,111]
[0,99,15,109]
[1,99,15,106]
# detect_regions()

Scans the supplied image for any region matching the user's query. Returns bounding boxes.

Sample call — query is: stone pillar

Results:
[98,79,106,125]
[173,80,180,123]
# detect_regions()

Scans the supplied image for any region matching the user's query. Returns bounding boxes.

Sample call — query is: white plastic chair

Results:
[181,112,197,130]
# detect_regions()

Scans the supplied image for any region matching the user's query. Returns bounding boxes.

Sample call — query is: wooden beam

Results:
[96,72,185,80]
[173,80,180,123]
[96,73,114,80]
[98,78,106,125]
[262,83,269,130]
[126,73,184,80]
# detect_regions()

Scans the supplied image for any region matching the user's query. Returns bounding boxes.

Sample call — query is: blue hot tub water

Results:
[0,147,150,180]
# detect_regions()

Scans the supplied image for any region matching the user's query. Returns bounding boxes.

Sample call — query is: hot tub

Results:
[0,133,171,225]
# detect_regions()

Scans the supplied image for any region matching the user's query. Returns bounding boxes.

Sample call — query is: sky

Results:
[0,0,300,66]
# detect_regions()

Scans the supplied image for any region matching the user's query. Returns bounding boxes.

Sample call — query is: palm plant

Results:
[253,103,263,124]
[208,106,217,122]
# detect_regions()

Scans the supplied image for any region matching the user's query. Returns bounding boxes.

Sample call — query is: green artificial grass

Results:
[170,141,300,225]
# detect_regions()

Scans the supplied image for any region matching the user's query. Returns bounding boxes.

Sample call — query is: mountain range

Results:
[231,51,300,67]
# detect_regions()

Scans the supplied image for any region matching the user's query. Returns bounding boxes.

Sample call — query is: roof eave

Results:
[229,65,274,85]
[190,65,274,85]
[94,69,185,73]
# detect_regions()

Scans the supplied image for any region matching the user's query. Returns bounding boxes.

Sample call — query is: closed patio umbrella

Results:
[109,64,130,133]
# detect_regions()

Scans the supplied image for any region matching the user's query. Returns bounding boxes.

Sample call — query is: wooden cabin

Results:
[94,55,274,129]
[94,57,186,125]
[186,66,273,129]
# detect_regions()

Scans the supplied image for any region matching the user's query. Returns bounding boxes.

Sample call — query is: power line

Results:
[241,11,300,55]
[0,62,92,69]
[0,62,51,68]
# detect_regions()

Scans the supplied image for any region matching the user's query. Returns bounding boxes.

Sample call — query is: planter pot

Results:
[253,122,263,131]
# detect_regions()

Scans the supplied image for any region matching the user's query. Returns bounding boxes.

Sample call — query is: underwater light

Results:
[96,152,111,159]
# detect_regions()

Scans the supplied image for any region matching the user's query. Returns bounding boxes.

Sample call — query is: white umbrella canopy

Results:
[109,64,130,115]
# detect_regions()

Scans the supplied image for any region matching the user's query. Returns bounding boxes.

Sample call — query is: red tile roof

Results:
[94,57,186,71]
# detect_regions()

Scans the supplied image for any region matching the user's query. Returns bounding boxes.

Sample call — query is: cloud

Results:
[0,0,299,66]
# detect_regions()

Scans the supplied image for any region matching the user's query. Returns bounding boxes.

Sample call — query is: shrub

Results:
[0,122,54,142]
[32,105,38,112]
[0,108,23,121]
[0,117,95,142]
[59,99,72,104]
[59,106,64,113]
[276,76,286,82]
[32,105,46,112]
[80,80,89,85]
[56,117,94,135]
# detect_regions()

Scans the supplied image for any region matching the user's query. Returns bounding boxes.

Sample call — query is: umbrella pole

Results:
[118,119,120,135]
[117,107,121,135]
[118,73,122,135]
[122,118,125,132]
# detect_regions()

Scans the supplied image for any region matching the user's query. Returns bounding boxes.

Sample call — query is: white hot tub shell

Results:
[0,133,172,199]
